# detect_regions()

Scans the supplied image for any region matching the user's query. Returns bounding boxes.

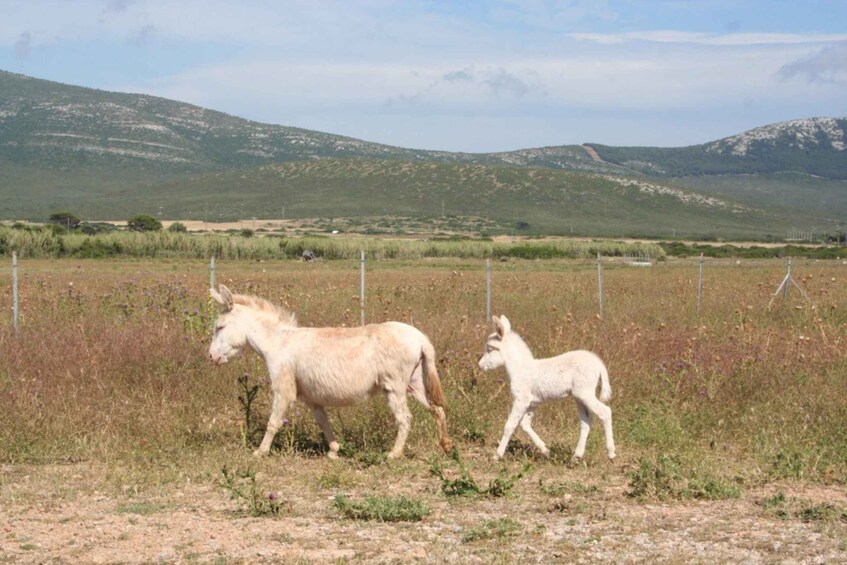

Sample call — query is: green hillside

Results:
[97,159,801,239]
[674,173,847,225]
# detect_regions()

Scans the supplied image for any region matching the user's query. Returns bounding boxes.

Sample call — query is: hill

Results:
[0,69,619,174]
[585,117,847,179]
[101,159,806,240]
[0,70,844,238]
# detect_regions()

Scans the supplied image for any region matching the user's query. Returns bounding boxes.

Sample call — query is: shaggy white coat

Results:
[208,285,452,459]
[479,315,615,461]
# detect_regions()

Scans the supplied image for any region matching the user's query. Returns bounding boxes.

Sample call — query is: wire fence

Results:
[15,251,812,335]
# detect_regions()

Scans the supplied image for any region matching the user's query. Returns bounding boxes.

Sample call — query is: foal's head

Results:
[207,284,297,365]
[478,315,512,371]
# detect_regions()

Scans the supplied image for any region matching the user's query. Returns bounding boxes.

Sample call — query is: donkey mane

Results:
[232,294,298,327]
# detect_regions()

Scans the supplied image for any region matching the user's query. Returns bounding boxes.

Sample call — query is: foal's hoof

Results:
[252,449,267,458]
[490,453,502,462]
[326,451,339,460]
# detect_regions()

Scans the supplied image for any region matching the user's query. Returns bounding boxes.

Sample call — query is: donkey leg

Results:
[519,410,550,457]
[386,391,413,459]
[495,401,529,460]
[409,380,452,454]
[580,396,616,460]
[311,406,341,459]
[573,401,591,460]
[255,383,294,456]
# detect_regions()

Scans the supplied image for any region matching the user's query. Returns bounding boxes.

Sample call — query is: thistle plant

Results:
[219,465,287,517]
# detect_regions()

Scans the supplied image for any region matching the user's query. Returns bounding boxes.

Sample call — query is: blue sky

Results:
[1,0,846,152]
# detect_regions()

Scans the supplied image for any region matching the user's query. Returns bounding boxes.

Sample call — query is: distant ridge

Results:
[1,69,844,237]
[585,117,847,179]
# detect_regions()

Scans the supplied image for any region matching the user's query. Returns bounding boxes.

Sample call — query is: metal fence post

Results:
[210,255,216,289]
[360,249,365,326]
[596,252,604,320]
[697,253,704,313]
[784,257,791,299]
[485,257,491,322]
[12,251,19,335]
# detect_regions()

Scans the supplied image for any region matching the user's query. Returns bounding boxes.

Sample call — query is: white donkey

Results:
[208,285,453,459]
[478,315,615,461]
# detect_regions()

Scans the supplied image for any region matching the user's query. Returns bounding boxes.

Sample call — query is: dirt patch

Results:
[2,458,845,564]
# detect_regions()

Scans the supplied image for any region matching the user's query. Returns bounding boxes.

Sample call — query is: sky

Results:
[1,0,846,153]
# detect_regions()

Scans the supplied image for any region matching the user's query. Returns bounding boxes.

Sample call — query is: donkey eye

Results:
[215,324,225,332]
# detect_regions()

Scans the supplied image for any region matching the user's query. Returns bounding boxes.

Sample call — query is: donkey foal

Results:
[479,315,615,461]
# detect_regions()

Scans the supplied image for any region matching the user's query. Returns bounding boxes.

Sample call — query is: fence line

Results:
[7,254,824,333]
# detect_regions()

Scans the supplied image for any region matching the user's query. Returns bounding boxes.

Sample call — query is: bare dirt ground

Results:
[2,453,845,564]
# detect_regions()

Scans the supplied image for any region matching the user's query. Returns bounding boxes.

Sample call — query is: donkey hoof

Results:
[491,453,502,462]
[252,449,267,458]
[326,451,339,460]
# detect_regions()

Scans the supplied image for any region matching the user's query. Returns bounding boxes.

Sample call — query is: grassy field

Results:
[1,256,846,562]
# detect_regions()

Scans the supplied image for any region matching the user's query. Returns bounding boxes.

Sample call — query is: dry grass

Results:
[1,256,846,561]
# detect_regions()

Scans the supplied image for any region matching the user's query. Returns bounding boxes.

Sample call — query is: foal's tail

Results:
[421,340,454,454]
[598,362,612,403]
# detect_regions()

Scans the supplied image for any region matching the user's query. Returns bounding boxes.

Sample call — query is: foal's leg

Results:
[578,395,616,460]
[519,410,550,457]
[310,406,341,459]
[386,391,413,459]
[255,374,296,456]
[573,401,591,460]
[494,400,530,460]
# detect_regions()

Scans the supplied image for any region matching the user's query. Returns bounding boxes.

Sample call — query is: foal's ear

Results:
[210,284,234,311]
[494,315,511,337]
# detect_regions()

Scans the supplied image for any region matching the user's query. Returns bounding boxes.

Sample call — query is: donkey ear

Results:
[211,284,234,311]
[494,315,511,337]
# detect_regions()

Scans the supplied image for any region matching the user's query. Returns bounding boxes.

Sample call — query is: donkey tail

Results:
[598,362,612,403]
[421,340,453,453]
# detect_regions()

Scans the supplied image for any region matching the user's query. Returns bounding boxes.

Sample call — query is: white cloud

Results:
[778,41,847,84]
[569,31,847,46]
[13,31,31,59]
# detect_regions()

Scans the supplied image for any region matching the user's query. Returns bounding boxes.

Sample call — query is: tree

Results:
[49,211,81,231]
[167,222,187,233]
[127,214,163,232]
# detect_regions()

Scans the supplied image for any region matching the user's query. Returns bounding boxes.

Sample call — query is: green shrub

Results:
[462,517,522,543]
[626,453,740,501]
[334,494,429,522]
[127,214,163,232]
